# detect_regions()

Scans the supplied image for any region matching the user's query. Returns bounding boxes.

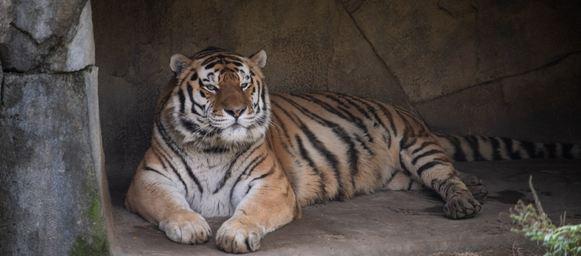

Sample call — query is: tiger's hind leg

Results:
[398,136,482,219]
[384,171,423,191]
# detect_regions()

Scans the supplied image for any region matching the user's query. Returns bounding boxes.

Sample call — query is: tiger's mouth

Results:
[229,123,245,129]
[220,124,251,143]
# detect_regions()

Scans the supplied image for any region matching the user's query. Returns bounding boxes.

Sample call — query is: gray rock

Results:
[416,52,581,143]
[47,1,95,72]
[0,0,12,43]
[350,0,581,103]
[11,0,87,44]
[0,67,110,256]
[350,0,478,102]
[1,25,44,71]
[0,0,90,72]
[327,2,410,107]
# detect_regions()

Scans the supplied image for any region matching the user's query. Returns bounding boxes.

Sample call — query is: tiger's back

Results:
[269,92,419,206]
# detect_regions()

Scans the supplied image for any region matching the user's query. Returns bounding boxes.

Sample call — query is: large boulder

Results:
[0,0,111,255]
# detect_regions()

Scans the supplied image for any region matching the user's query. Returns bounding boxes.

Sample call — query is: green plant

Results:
[510,176,581,256]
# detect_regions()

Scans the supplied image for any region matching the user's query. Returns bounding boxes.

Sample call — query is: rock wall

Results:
[0,1,112,255]
[92,0,581,192]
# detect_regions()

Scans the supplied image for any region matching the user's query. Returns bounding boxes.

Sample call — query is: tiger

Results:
[124,47,581,253]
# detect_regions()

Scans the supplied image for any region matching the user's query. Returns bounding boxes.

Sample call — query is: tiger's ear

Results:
[170,54,192,74]
[249,50,267,68]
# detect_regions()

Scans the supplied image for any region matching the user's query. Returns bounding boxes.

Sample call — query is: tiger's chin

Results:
[218,124,267,148]
[221,125,250,142]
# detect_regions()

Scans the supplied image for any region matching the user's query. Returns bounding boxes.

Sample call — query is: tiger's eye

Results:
[205,84,218,92]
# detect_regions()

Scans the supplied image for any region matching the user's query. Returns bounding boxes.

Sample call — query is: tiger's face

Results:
[165,47,270,151]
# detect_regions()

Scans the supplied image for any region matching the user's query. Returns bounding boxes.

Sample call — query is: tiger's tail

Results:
[435,134,581,161]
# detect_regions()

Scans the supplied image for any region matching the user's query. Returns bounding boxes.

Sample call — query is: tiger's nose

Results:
[224,106,247,118]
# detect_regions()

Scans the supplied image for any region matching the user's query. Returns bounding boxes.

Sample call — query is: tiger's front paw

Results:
[159,210,212,244]
[216,218,262,253]
[443,194,482,219]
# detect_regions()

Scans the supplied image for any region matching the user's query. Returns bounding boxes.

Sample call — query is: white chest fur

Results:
[184,152,246,217]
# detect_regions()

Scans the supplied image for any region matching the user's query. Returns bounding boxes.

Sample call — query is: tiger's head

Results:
[161,47,270,151]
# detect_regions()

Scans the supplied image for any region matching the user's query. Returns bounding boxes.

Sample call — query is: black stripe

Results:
[296,135,327,198]
[272,99,346,199]
[244,167,276,196]
[178,88,186,113]
[156,121,203,194]
[412,141,438,155]
[562,143,574,159]
[143,165,171,180]
[151,147,168,170]
[204,61,219,70]
[321,94,378,127]
[441,179,458,199]
[501,138,522,160]
[397,112,416,149]
[490,137,503,160]
[248,167,275,183]
[332,92,397,137]
[319,94,388,147]
[190,72,198,81]
[202,146,230,154]
[412,149,444,165]
[430,174,454,193]
[186,84,203,115]
[393,106,428,137]
[407,178,414,190]
[520,141,537,158]
[336,94,396,148]
[355,135,375,156]
[447,136,467,161]
[242,155,268,178]
[281,96,358,192]
[383,133,392,149]
[201,56,218,66]
[229,155,267,204]
[545,143,557,158]
[180,118,203,135]
[213,143,258,194]
[271,111,293,147]
[335,94,372,119]
[152,142,188,194]
[374,102,398,137]
[386,170,398,184]
[465,136,485,161]
[399,151,411,174]
[245,238,252,252]
[259,84,267,111]
[417,161,447,177]
[294,94,372,143]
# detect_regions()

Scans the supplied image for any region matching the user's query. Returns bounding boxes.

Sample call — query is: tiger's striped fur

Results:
[125,47,581,253]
